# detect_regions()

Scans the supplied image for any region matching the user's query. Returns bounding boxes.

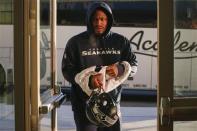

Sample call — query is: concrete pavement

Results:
[1,102,197,131]
[40,103,157,131]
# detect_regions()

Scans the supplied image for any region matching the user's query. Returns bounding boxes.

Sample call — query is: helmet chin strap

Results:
[98,85,105,93]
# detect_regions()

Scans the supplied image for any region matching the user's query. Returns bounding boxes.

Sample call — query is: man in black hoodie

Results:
[62,2,138,131]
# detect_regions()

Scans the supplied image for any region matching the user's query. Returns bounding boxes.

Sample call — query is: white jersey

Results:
[75,61,133,96]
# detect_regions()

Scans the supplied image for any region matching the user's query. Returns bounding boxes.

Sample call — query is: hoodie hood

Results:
[86,2,114,37]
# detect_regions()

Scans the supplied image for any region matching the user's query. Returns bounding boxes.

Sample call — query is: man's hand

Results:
[106,64,118,78]
[90,73,103,89]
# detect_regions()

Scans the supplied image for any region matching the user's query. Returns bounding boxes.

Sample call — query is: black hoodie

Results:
[62,2,138,111]
[86,2,114,36]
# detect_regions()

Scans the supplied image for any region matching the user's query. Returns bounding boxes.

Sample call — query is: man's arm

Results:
[75,63,131,95]
[121,37,138,77]
[62,40,79,84]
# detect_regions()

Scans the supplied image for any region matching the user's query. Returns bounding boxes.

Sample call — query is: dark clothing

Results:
[73,110,97,131]
[62,31,137,110]
[62,2,137,131]
[73,109,121,131]
[0,64,6,94]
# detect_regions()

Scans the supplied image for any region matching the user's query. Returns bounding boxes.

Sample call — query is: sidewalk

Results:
[2,103,197,131]
[40,104,157,131]
[0,102,157,131]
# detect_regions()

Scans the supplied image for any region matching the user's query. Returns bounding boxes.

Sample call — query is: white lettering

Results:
[81,48,121,56]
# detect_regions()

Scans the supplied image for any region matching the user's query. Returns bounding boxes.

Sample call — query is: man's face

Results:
[92,10,108,35]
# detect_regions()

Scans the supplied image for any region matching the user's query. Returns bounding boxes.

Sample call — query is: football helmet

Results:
[86,91,119,127]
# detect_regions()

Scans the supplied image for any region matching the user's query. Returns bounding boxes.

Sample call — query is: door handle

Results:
[54,93,66,107]
[39,93,66,114]
[160,97,197,126]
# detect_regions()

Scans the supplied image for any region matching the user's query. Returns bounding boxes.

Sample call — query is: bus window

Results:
[191,14,197,29]
[40,0,197,29]
[0,0,13,24]
[41,1,157,28]
[174,0,197,29]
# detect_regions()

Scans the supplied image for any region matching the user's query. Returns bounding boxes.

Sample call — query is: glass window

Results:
[39,0,52,130]
[174,0,197,97]
[0,0,13,24]
[0,20,15,130]
[174,0,197,29]
[41,0,157,27]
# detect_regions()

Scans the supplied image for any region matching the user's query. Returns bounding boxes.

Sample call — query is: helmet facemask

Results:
[86,90,119,127]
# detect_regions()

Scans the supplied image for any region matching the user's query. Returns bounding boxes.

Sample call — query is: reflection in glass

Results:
[174,121,197,131]
[0,0,13,24]
[39,0,52,130]
[39,113,51,131]
[40,0,51,94]
[54,1,157,27]
[173,0,197,97]
[0,19,15,130]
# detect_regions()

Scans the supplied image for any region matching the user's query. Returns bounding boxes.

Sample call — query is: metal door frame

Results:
[157,0,174,130]
[30,0,60,131]
[14,0,31,130]
[30,0,40,130]
[158,0,197,131]
[50,0,58,130]
[14,0,62,131]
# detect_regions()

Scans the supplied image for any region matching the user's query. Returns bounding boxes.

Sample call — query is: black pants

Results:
[73,110,121,131]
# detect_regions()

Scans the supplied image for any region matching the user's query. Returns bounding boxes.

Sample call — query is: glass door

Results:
[29,0,65,131]
[158,0,197,131]
[0,0,15,130]
[39,0,52,130]
[13,0,65,130]
[38,0,66,130]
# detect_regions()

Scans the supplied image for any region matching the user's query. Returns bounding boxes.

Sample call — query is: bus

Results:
[0,0,197,98]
